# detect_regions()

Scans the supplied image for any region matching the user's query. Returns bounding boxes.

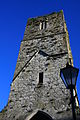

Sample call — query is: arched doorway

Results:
[29,110,54,120]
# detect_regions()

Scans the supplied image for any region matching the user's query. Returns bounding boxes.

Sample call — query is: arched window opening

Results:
[40,20,48,30]
[29,110,54,120]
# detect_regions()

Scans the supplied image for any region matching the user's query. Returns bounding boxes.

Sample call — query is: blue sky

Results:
[0,0,80,111]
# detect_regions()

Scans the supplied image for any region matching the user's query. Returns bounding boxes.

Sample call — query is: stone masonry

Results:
[0,10,79,120]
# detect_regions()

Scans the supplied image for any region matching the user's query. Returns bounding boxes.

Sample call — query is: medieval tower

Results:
[0,11,79,120]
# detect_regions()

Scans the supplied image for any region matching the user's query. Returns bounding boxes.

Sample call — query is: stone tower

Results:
[0,11,79,120]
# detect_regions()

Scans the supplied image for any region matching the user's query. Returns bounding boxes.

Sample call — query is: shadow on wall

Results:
[57,118,72,120]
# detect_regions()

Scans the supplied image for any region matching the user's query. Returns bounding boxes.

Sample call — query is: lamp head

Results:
[60,63,79,89]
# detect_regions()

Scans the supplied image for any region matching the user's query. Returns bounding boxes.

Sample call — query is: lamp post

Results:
[60,63,79,120]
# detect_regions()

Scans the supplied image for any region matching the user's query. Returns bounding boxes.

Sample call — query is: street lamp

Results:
[60,63,79,120]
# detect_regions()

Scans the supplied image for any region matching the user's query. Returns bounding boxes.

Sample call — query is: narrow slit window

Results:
[39,72,43,84]
[45,21,47,29]
[40,21,48,30]
[40,22,43,30]
[41,22,43,29]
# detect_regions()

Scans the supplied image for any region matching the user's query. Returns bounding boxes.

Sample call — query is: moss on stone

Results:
[0,108,7,114]
[31,18,37,22]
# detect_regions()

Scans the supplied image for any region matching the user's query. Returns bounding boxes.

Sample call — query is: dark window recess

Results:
[39,72,43,84]
[45,21,47,29]
[41,22,43,29]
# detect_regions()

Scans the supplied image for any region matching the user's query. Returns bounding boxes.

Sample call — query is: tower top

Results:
[13,10,73,81]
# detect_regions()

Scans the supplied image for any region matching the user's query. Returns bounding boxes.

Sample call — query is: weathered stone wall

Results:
[13,10,70,80]
[0,11,74,120]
